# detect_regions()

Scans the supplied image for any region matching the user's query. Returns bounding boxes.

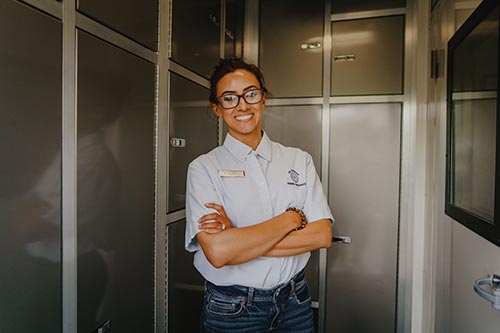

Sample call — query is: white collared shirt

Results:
[185,132,334,289]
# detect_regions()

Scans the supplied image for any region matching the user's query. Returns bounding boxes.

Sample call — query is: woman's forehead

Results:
[217,69,259,92]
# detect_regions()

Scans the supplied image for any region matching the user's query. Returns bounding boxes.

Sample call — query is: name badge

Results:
[218,169,245,177]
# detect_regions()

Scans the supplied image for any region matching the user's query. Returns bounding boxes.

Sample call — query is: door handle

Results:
[473,274,500,310]
[332,236,351,244]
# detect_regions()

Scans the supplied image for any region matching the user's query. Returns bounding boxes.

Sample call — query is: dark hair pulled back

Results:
[209,58,268,104]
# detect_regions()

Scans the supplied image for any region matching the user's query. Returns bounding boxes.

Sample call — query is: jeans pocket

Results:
[207,294,245,318]
[292,280,312,306]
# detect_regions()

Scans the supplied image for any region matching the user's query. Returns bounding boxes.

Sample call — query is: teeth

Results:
[235,114,252,121]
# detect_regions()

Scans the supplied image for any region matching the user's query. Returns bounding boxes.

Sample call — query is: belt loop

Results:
[247,287,254,306]
[290,279,296,294]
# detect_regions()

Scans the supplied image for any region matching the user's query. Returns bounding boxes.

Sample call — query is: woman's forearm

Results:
[196,211,302,268]
[263,219,332,257]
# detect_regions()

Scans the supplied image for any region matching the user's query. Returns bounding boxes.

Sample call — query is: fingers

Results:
[198,221,225,233]
[204,202,227,218]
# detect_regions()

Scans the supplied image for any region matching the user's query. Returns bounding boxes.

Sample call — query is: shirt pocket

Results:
[287,184,307,210]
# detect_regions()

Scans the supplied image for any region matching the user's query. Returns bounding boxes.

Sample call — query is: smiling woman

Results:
[184,58,334,333]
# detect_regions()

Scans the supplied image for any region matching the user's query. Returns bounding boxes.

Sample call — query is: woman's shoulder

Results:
[271,140,311,160]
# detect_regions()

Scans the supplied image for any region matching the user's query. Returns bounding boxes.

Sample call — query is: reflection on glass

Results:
[77,0,158,50]
[171,0,220,78]
[332,0,405,13]
[331,15,404,96]
[77,31,155,332]
[450,7,498,223]
[167,220,205,332]
[169,73,218,212]
[0,2,62,332]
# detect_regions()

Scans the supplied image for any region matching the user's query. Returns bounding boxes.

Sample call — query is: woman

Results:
[185,58,334,333]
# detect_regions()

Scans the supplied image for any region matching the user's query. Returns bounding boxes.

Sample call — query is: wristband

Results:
[286,207,308,231]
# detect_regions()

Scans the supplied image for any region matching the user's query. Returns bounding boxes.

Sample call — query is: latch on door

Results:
[473,274,500,310]
[170,137,186,148]
[332,236,351,244]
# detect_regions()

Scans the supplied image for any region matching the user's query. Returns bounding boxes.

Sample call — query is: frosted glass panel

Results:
[77,31,155,332]
[0,2,62,332]
[260,0,324,97]
[171,0,220,78]
[78,0,158,50]
[167,220,205,332]
[262,104,322,300]
[331,15,404,96]
[262,105,322,173]
[169,73,218,212]
[332,0,405,13]
[326,103,401,333]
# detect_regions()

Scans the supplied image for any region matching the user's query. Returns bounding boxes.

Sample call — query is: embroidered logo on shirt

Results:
[288,169,300,183]
[287,169,306,187]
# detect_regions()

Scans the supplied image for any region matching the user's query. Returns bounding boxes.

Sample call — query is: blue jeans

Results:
[201,270,314,333]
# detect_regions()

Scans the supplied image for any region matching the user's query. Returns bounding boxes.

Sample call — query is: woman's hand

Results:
[198,203,233,234]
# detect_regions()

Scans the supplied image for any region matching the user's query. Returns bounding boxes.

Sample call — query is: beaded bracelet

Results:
[286,207,308,231]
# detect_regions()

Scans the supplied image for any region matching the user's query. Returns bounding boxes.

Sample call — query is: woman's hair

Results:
[209,58,268,104]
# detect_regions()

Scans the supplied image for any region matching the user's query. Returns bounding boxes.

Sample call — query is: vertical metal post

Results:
[243,0,259,64]
[62,0,77,332]
[318,1,332,332]
[158,0,171,331]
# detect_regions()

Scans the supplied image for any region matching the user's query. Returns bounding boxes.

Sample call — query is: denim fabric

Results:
[200,270,314,333]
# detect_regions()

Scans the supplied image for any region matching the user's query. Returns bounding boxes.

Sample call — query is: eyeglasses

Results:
[216,89,264,109]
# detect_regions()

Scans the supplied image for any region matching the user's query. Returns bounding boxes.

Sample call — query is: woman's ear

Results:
[211,104,222,117]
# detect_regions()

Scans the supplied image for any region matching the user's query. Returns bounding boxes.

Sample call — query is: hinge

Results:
[431,49,444,79]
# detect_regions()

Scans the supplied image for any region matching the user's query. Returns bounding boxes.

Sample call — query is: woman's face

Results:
[211,69,266,146]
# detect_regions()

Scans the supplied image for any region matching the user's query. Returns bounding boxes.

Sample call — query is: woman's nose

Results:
[236,96,249,110]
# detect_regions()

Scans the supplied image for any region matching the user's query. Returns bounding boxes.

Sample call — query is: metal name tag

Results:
[218,169,245,177]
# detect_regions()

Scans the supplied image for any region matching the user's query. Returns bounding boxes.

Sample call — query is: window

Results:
[446,0,500,246]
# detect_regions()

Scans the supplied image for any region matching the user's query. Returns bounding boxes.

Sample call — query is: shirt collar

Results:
[223,131,272,162]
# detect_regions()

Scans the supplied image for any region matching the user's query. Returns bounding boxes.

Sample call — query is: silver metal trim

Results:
[398,0,420,331]
[319,0,332,332]
[76,12,158,64]
[266,98,324,107]
[455,1,479,10]
[157,0,170,331]
[18,0,62,19]
[169,61,210,89]
[62,0,77,332]
[331,8,406,22]
[243,0,259,64]
[220,0,226,59]
[452,91,497,100]
[167,209,186,225]
[330,95,405,104]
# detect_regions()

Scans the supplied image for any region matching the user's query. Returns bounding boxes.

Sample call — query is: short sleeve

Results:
[302,153,334,224]
[185,157,223,252]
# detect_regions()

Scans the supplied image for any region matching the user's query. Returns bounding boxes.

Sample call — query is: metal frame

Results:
[157,0,171,331]
[331,7,406,22]
[62,0,77,332]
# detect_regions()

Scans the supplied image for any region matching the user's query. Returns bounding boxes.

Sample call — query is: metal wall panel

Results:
[259,0,324,98]
[168,73,218,212]
[326,103,401,333]
[171,0,221,78]
[331,15,405,96]
[0,2,62,332]
[225,0,244,58]
[167,219,205,332]
[77,30,155,332]
[331,0,406,13]
[77,0,158,50]
[262,104,323,301]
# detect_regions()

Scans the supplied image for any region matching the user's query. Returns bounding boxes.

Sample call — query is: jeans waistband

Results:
[205,269,306,305]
